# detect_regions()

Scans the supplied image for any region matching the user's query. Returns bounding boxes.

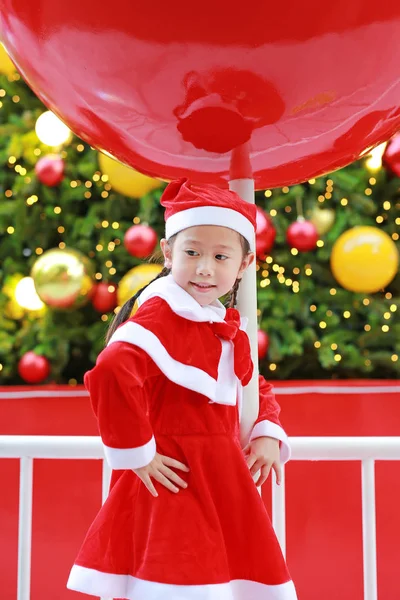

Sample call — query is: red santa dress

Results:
[67,275,298,600]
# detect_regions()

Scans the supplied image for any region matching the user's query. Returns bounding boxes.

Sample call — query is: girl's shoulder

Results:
[131,295,207,334]
[132,295,184,327]
[104,296,204,353]
[86,337,161,390]
[113,296,217,360]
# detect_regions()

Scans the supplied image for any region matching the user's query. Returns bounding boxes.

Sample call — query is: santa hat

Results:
[160,178,256,251]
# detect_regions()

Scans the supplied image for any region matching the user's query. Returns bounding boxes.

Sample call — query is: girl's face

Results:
[160,226,254,306]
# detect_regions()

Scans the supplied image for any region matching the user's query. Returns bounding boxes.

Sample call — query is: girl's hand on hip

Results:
[133,452,190,497]
[243,436,281,487]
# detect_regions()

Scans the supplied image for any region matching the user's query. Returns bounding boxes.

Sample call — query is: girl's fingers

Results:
[160,465,188,489]
[153,470,180,494]
[246,453,258,471]
[142,475,158,498]
[242,443,251,455]
[273,461,282,485]
[255,464,271,487]
[160,455,190,472]
[250,458,269,476]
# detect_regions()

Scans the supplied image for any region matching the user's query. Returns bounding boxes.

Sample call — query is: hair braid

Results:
[105,266,171,345]
[227,278,241,309]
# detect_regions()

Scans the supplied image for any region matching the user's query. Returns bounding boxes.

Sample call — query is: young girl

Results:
[67,178,297,599]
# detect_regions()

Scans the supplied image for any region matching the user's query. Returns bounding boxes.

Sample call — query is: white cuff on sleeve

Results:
[249,420,291,464]
[103,436,156,469]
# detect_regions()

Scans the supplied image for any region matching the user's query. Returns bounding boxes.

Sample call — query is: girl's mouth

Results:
[191,282,216,292]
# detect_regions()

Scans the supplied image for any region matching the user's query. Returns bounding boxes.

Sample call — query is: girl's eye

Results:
[185,250,199,256]
[215,254,228,261]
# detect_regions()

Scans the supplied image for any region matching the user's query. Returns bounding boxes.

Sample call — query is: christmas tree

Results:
[0,56,398,384]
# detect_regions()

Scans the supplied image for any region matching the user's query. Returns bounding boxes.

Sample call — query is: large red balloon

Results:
[1,2,400,188]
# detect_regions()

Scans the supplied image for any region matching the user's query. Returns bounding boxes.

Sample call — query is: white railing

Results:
[1,436,400,600]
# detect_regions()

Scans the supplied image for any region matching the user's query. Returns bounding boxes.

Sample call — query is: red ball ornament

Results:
[124,225,158,258]
[255,206,276,257]
[383,134,400,177]
[18,351,51,384]
[35,154,65,186]
[92,282,118,313]
[2,3,400,188]
[286,219,319,252]
[258,330,269,360]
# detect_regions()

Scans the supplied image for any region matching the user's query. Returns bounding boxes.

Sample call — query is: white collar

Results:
[137,274,227,323]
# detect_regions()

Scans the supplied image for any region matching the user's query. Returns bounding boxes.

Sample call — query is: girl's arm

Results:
[85,341,158,470]
[248,375,291,464]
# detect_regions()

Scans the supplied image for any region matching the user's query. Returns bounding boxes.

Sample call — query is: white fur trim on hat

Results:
[165,206,255,251]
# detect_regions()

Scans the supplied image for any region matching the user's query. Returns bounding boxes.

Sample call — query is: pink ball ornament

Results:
[383,134,400,177]
[124,225,158,258]
[92,283,118,313]
[286,219,319,252]
[18,351,51,383]
[258,330,269,360]
[35,154,65,186]
[255,206,276,257]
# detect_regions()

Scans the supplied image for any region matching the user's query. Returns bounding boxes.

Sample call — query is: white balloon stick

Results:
[229,144,259,446]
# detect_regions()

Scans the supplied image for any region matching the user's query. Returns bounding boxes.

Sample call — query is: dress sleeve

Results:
[249,375,291,464]
[84,341,159,470]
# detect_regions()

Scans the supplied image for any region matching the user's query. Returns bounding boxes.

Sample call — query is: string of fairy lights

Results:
[0,80,399,376]
[255,152,398,372]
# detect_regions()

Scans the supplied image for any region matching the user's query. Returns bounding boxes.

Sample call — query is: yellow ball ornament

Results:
[31,248,95,309]
[0,43,16,76]
[331,226,399,293]
[98,153,162,199]
[118,264,163,314]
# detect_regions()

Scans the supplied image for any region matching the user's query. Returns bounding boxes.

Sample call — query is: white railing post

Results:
[361,459,378,600]
[102,459,112,505]
[272,466,286,557]
[17,457,33,600]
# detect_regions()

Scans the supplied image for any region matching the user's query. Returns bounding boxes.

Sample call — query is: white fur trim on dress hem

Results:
[103,436,156,469]
[250,420,291,465]
[67,565,298,599]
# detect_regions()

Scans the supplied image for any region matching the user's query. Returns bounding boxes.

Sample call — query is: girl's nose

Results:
[196,258,214,276]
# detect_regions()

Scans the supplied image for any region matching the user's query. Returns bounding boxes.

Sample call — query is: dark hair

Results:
[105,232,251,345]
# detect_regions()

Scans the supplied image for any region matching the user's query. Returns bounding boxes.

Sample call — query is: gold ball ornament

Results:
[310,207,336,235]
[98,153,162,199]
[31,248,95,309]
[331,226,399,293]
[0,43,16,76]
[118,264,163,315]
